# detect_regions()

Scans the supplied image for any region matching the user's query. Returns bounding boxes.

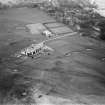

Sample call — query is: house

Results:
[42,30,55,38]
[20,42,45,56]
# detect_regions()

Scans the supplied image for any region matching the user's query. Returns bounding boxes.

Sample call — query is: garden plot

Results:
[26,23,46,34]
[43,21,73,35]
[44,22,64,28]
[50,26,73,35]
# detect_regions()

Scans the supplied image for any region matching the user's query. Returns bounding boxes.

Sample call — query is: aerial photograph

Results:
[0,0,105,104]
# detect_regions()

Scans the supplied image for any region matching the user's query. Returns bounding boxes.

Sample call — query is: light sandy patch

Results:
[26,23,46,34]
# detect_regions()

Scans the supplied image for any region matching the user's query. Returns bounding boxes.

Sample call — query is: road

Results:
[0,7,105,105]
[44,32,77,43]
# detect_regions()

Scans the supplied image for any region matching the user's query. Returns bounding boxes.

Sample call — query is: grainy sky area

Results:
[0,0,105,8]
[94,0,105,17]
[95,0,105,8]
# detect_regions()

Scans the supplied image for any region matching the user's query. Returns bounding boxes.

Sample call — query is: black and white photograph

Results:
[0,0,105,104]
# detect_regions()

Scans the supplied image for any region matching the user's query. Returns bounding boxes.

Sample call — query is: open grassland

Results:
[0,7,105,105]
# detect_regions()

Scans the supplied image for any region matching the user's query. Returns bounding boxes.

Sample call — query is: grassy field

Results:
[0,7,105,105]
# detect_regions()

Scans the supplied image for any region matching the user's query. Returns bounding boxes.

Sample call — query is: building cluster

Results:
[15,42,54,58]
[39,0,96,28]
[38,0,105,39]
